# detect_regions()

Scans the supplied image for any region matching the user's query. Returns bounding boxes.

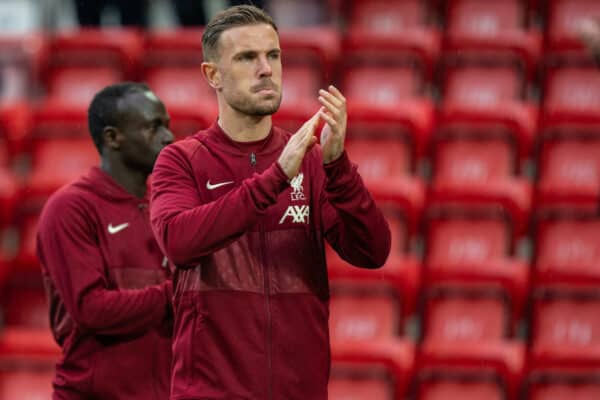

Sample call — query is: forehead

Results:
[119,90,167,123]
[218,23,280,57]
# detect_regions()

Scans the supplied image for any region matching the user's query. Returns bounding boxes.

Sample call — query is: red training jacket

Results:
[37,167,173,400]
[151,122,391,400]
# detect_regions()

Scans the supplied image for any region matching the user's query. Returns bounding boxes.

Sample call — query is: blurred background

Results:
[1,0,600,399]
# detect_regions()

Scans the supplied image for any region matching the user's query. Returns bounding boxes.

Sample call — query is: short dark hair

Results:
[88,82,150,154]
[202,5,278,61]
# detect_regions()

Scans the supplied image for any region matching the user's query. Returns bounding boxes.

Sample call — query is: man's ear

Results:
[201,61,221,90]
[102,126,122,151]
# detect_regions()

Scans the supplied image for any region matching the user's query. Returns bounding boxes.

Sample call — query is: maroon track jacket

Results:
[151,122,391,400]
[37,167,173,400]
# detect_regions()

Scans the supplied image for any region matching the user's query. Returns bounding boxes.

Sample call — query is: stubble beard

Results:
[227,91,282,117]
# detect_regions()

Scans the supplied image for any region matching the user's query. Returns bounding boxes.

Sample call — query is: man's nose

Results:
[257,54,272,77]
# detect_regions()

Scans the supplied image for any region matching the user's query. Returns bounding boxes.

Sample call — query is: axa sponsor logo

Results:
[279,205,310,224]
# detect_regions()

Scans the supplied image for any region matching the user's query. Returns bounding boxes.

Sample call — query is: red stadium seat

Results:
[0,366,55,399]
[143,28,204,68]
[0,102,30,156]
[418,340,526,400]
[345,139,425,230]
[536,139,600,210]
[530,294,600,369]
[2,285,48,329]
[143,67,216,139]
[542,67,600,128]
[344,0,441,79]
[272,65,321,132]
[343,66,424,103]
[428,138,533,236]
[534,217,600,289]
[545,0,600,63]
[15,216,40,272]
[332,339,415,400]
[424,217,529,318]
[0,34,47,99]
[330,292,399,341]
[278,27,341,83]
[329,375,392,400]
[422,290,509,342]
[0,168,19,226]
[22,138,99,209]
[0,327,60,361]
[444,0,542,75]
[438,67,539,162]
[527,380,600,400]
[327,212,421,317]
[45,28,144,81]
[32,66,121,140]
[343,64,435,160]
[416,379,504,400]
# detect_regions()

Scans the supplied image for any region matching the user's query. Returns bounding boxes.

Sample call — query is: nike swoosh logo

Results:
[108,222,130,234]
[206,180,234,190]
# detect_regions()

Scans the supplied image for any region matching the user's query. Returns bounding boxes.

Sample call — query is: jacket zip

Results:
[251,152,273,400]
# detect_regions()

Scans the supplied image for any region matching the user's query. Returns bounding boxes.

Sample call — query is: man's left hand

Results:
[318,85,347,164]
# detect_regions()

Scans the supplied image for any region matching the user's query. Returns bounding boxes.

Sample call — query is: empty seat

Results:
[439,66,538,164]
[344,0,441,79]
[143,67,216,139]
[330,292,399,341]
[422,290,509,342]
[537,139,600,210]
[33,67,121,140]
[332,339,415,400]
[444,0,542,75]
[327,212,421,317]
[0,101,31,156]
[46,28,144,81]
[419,340,526,400]
[531,294,600,368]
[528,380,600,400]
[545,0,600,63]
[143,28,204,68]
[272,65,321,132]
[534,217,600,288]
[329,375,392,400]
[428,139,533,236]
[0,168,18,226]
[0,367,54,399]
[542,67,600,128]
[344,66,424,103]
[417,378,503,400]
[2,285,47,329]
[278,27,341,83]
[424,217,529,317]
[15,215,40,271]
[22,138,99,208]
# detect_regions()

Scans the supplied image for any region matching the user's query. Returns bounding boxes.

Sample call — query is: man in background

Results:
[37,82,174,399]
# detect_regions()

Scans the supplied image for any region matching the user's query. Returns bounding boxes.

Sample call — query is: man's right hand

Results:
[277,109,322,179]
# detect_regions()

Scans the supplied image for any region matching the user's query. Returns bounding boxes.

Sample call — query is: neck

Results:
[100,157,148,199]
[217,99,272,143]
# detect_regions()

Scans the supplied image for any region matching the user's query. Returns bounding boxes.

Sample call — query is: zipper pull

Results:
[250,152,257,166]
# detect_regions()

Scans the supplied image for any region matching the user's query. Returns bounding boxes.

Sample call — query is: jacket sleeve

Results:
[150,143,290,266]
[36,195,172,337]
[321,151,391,268]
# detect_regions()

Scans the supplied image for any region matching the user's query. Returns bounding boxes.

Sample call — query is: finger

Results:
[328,85,346,103]
[319,89,343,108]
[319,109,338,128]
[318,95,341,119]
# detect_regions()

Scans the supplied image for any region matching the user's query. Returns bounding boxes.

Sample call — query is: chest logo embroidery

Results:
[108,222,130,234]
[207,180,234,190]
[290,172,306,201]
[279,205,310,224]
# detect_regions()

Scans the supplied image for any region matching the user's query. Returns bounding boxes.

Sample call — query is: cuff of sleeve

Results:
[324,151,352,179]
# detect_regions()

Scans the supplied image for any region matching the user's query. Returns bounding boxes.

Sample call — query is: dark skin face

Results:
[101,90,174,197]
